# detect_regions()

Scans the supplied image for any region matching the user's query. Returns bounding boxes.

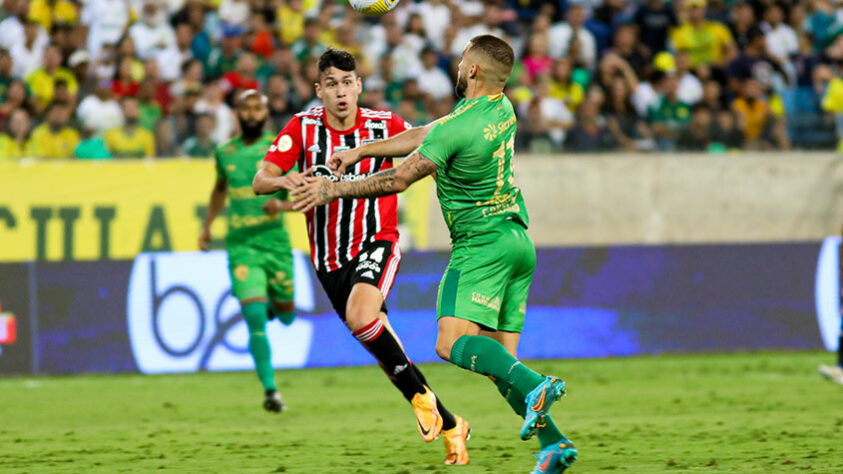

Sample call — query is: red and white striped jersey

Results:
[264,106,412,272]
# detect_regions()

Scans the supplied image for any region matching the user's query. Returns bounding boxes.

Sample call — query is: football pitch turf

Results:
[1,351,841,473]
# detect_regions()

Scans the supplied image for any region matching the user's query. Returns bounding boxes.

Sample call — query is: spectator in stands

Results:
[0,108,33,159]
[549,5,597,70]
[129,2,177,62]
[112,56,140,99]
[1,0,48,54]
[385,24,423,81]
[417,46,453,101]
[77,79,123,134]
[158,22,196,82]
[710,109,744,149]
[195,80,234,144]
[648,72,692,150]
[104,97,156,158]
[74,126,112,159]
[29,101,79,159]
[219,0,250,30]
[700,78,727,113]
[182,112,216,158]
[11,18,47,79]
[727,26,788,95]
[605,76,654,151]
[28,0,77,33]
[732,77,789,150]
[405,14,428,54]
[205,27,242,79]
[606,24,652,77]
[247,11,274,59]
[671,0,736,68]
[634,0,678,54]
[0,48,13,98]
[821,72,843,151]
[397,78,428,126]
[266,74,295,131]
[729,1,756,51]
[451,4,506,58]
[762,3,799,62]
[291,18,327,62]
[221,52,260,96]
[0,80,31,127]
[138,79,163,132]
[81,0,129,61]
[67,50,92,97]
[523,33,554,84]
[567,98,616,152]
[549,57,585,112]
[677,106,713,151]
[416,0,451,50]
[155,116,179,157]
[277,0,305,46]
[674,52,703,105]
[26,44,78,111]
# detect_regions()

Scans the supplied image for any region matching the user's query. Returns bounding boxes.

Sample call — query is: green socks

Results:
[450,335,545,392]
[242,302,276,392]
[449,335,564,449]
[269,308,296,326]
[494,378,564,449]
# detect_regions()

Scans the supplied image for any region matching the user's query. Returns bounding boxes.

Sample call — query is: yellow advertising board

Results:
[0,160,433,262]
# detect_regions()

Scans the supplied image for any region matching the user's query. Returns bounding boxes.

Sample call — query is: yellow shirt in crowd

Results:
[549,81,585,112]
[822,78,843,113]
[28,0,78,31]
[104,127,155,158]
[670,21,734,67]
[732,97,768,141]
[0,134,35,160]
[29,124,80,159]
[25,68,79,109]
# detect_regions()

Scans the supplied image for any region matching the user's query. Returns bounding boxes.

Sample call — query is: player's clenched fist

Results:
[328,149,360,177]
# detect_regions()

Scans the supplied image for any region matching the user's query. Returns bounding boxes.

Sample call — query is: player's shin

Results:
[352,318,426,400]
[450,335,544,397]
[242,302,276,392]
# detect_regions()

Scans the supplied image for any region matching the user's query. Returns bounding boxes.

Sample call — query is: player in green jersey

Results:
[200,90,299,413]
[291,35,577,473]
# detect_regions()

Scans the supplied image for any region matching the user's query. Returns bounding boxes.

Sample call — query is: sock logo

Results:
[470,355,477,371]
[393,363,408,375]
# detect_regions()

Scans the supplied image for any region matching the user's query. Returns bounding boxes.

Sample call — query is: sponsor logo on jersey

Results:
[126,251,316,374]
[471,292,501,311]
[302,117,321,126]
[309,164,375,183]
[365,120,387,130]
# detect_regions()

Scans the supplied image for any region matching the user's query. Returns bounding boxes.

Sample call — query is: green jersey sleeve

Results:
[418,114,470,168]
[214,147,225,181]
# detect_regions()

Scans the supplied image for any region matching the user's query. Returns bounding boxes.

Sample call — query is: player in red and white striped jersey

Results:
[253,49,469,464]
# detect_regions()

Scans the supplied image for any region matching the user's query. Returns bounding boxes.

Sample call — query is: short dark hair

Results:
[318,48,356,77]
[467,35,514,73]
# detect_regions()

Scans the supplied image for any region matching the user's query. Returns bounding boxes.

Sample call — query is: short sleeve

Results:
[387,113,412,137]
[213,147,224,180]
[264,117,303,172]
[418,116,467,168]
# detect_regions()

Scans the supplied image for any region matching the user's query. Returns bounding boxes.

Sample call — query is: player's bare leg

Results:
[240,296,285,413]
[437,317,576,472]
[345,283,460,443]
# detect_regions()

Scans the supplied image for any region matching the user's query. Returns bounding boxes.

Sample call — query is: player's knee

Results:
[344,306,374,332]
[435,339,453,361]
[241,301,268,334]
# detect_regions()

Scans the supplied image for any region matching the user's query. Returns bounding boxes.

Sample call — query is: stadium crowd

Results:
[0,0,841,159]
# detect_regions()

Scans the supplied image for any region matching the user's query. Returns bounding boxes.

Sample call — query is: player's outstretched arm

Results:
[253,161,308,195]
[328,118,443,176]
[293,151,438,213]
[199,177,227,251]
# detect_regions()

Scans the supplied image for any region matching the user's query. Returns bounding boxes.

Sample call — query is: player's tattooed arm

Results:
[327,117,444,175]
[292,151,438,213]
[253,161,308,195]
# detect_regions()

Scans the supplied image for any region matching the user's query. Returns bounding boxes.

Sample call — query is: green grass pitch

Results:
[1,351,842,473]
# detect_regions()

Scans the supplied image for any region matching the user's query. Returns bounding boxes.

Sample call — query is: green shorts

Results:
[436,219,536,333]
[226,227,294,304]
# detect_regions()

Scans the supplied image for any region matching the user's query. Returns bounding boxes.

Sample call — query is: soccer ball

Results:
[349,0,399,16]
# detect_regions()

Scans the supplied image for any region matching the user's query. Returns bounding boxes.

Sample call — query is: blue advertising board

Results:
[0,242,837,375]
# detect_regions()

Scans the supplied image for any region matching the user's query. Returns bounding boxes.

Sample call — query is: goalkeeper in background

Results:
[200,90,297,412]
